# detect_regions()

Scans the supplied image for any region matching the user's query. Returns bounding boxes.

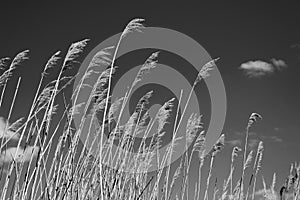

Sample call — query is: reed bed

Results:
[0,18,298,200]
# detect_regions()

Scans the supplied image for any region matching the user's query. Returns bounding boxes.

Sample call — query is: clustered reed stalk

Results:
[239,113,262,200]
[0,18,298,200]
[203,134,225,200]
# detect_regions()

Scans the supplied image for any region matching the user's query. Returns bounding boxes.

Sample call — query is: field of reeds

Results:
[0,18,299,200]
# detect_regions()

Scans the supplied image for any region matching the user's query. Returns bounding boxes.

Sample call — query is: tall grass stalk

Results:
[99,19,144,200]
[251,141,264,200]
[240,113,261,200]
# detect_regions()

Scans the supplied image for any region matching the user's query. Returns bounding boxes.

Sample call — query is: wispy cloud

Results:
[270,136,283,142]
[291,44,300,60]
[226,131,283,150]
[226,138,259,150]
[226,131,258,150]
[270,58,288,70]
[234,131,257,137]
[239,58,287,78]
[262,135,283,143]
[248,139,259,149]
[291,43,300,48]
[226,139,242,146]
[274,127,280,132]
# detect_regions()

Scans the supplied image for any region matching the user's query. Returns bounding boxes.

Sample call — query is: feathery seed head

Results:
[194,130,206,159]
[248,112,262,127]
[121,18,145,39]
[11,50,29,67]
[232,146,242,160]
[0,57,10,70]
[135,91,153,113]
[244,150,254,170]
[212,134,225,156]
[156,98,175,133]
[63,39,89,72]
[186,113,203,144]
[195,57,219,85]
[133,52,159,87]
[88,46,114,69]
[43,51,61,76]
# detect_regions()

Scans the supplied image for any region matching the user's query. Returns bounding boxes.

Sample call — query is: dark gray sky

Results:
[0,1,299,199]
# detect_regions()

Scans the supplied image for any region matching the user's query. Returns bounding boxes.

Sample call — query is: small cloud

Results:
[290,44,300,60]
[255,188,299,200]
[240,60,274,77]
[239,58,288,78]
[226,138,259,150]
[270,58,288,70]
[0,146,39,165]
[226,139,242,146]
[269,135,283,142]
[291,43,300,48]
[255,189,278,200]
[262,135,283,143]
[0,116,39,166]
[227,130,282,150]
[235,131,257,137]
[248,139,259,150]
[0,117,20,140]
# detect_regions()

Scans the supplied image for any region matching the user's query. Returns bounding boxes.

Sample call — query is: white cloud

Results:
[226,131,259,149]
[0,146,39,165]
[0,117,19,140]
[248,139,259,149]
[240,60,274,77]
[226,139,242,146]
[261,135,283,143]
[226,138,259,150]
[291,43,300,48]
[235,131,257,137]
[255,189,278,200]
[0,116,39,166]
[255,188,299,200]
[239,58,288,78]
[229,130,283,149]
[269,136,283,142]
[270,58,288,70]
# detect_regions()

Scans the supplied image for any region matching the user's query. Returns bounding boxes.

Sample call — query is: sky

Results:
[0,1,299,199]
